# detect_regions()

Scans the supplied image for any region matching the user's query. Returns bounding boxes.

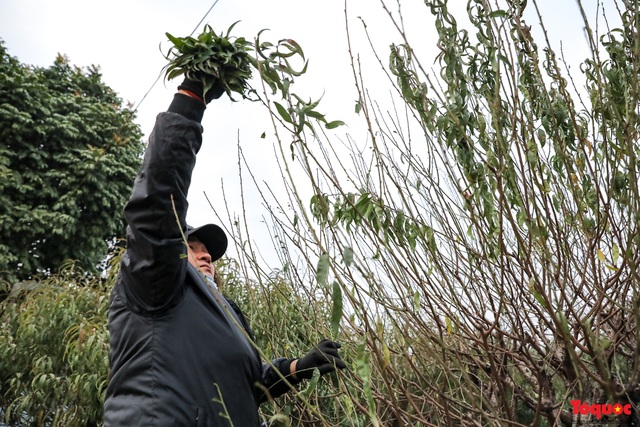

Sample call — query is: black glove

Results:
[178,75,225,104]
[295,339,347,379]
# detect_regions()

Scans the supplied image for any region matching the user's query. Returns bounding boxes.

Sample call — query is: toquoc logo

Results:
[570,400,632,419]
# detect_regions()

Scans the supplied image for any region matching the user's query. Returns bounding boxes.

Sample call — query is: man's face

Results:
[187,237,214,278]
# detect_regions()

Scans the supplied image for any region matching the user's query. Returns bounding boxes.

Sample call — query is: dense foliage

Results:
[0,42,143,285]
[164,23,253,99]
[163,24,344,130]
[0,254,333,427]
[0,260,111,426]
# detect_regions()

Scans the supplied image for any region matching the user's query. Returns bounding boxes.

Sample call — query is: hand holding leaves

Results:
[163,22,252,101]
[163,23,344,133]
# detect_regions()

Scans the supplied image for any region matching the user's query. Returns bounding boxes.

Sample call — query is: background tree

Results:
[0,41,143,286]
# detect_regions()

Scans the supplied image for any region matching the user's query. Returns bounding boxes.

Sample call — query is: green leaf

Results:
[316,253,330,286]
[225,20,241,36]
[165,32,184,49]
[310,193,330,223]
[413,291,420,312]
[325,120,345,129]
[528,278,547,308]
[330,281,343,337]
[489,10,508,18]
[274,101,293,124]
[342,246,353,267]
[356,343,379,427]
[537,128,546,146]
[306,110,326,121]
[301,367,320,397]
[382,339,390,370]
[612,244,620,264]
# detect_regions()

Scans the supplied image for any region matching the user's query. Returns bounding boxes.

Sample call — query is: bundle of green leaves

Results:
[164,23,344,141]
[164,22,253,100]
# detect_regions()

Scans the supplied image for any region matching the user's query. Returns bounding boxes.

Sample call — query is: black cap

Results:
[186,224,228,261]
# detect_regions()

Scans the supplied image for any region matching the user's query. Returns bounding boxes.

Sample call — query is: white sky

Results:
[0,0,618,266]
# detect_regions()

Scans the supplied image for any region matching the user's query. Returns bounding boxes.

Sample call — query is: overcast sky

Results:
[0,0,618,266]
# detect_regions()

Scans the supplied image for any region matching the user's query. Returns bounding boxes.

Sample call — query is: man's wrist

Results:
[168,92,206,123]
[178,89,205,104]
[290,359,299,380]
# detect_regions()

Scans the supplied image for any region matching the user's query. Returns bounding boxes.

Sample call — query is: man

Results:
[104,74,346,426]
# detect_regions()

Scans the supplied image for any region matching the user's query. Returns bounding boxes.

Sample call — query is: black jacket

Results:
[104,94,299,426]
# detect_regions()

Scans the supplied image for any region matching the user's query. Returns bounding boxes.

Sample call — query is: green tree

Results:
[0,41,143,285]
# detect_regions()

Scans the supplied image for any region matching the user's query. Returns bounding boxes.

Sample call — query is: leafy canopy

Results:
[0,41,144,284]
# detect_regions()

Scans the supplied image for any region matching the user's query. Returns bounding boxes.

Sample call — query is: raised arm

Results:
[118,93,206,313]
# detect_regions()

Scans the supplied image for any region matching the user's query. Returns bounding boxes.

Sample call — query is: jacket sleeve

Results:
[258,358,302,403]
[118,94,206,314]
